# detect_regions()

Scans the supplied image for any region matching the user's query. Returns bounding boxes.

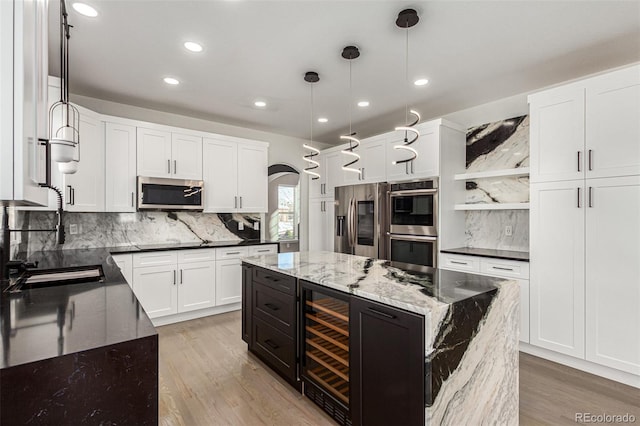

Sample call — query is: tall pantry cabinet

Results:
[529,64,640,375]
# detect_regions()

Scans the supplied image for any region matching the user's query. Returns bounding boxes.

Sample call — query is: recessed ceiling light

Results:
[317,117,328,123]
[254,101,267,107]
[184,41,203,52]
[357,101,370,107]
[414,78,429,86]
[163,77,180,85]
[72,2,98,17]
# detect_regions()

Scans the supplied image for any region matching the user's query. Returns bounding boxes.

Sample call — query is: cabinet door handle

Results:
[234,196,238,208]
[167,159,171,174]
[405,162,409,175]
[492,266,514,271]
[174,160,177,174]
[173,270,176,286]
[588,149,593,171]
[577,187,581,208]
[577,151,582,172]
[71,187,75,205]
[588,186,593,208]
[264,339,279,350]
[367,307,396,320]
[450,260,468,265]
[411,161,414,174]
[362,167,365,180]
[66,185,72,205]
[131,192,134,208]
[264,303,280,311]
[239,196,242,209]
[180,269,183,284]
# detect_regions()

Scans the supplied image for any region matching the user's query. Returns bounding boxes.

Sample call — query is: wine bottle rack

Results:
[303,295,350,406]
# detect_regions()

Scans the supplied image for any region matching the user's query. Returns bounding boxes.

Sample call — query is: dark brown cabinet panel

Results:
[253,281,296,335]
[350,296,425,426]
[253,266,296,295]
[241,264,252,344]
[251,317,297,382]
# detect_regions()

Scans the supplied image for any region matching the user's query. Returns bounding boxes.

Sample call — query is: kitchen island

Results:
[242,251,519,426]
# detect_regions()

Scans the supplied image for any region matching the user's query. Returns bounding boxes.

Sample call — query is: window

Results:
[277,184,298,240]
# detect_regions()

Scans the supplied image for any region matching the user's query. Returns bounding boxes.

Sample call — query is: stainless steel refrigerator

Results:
[334,183,387,258]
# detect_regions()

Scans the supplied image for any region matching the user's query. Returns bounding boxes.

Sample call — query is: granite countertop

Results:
[109,239,278,254]
[242,251,509,316]
[0,248,157,369]
[440,247,529,262]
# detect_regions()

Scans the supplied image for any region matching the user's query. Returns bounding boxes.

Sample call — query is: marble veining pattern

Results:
[466,115,529,172]
[244,252,519,425]
[465,210,529,251]
[14,211,260,256]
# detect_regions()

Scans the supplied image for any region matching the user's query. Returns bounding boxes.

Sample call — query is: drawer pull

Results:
[257,249,270,253]
[264,303,280,311]
[450,260,468,265]
[264,339,279,350]
[264,275,280,282]
[226,251,241,255]
[492,266,514,271]
[367,307,396,320]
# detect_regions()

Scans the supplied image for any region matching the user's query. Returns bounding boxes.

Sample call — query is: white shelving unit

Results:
[454,167,530,181]
[454,203,530,211]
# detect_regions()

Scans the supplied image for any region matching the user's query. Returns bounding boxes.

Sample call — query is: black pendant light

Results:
[340,46,361,175]
[392,9,421,167]
[302,71,321,180]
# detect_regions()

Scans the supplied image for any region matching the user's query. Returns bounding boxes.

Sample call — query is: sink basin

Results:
[18,265,105,290]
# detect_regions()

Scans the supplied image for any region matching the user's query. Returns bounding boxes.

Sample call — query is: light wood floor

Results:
[158,311,640,425]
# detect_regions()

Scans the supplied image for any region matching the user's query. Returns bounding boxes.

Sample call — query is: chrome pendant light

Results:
[340,46,362,175]
[302,71,321,180]
[49,0,80,174]
[392,9,421,167]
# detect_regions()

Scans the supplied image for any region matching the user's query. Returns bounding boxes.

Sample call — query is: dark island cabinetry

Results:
[350,296,425,426]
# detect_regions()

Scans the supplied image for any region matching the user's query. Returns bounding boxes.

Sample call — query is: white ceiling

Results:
[48,1,640,144]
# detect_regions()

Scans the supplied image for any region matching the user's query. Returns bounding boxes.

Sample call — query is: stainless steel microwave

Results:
[137,176,204,211]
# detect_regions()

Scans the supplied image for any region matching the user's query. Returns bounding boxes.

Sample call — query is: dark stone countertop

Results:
[1,248,157,369]
[440,247,529,262]
[108,239,279,254]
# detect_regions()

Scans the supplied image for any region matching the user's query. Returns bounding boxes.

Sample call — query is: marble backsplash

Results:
[13,211,261,256]
[463,115,529,252]
[465,210,529,251]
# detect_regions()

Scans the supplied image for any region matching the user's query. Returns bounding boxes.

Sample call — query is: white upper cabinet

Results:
[136,128,172,178]
[386,121,442,182]
[529,64,640,183]
[171,132,203,180]
[0,0,48,205]
[63,109,105,212]
[237,143,268,212]
[203,137,237,211]
[309,150,344,199]
[344,135,387,185]
[105,123,136,212]
[137,128,202,180]
[585,65,640,179]
[203,136,268,213]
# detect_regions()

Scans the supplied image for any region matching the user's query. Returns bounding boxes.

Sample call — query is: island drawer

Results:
[253,267,296,295]
[251,317,296,382]
[253,282,296,336]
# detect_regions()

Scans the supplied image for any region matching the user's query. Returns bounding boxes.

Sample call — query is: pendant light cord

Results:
[348,57,353,148]
[310,83,314,143]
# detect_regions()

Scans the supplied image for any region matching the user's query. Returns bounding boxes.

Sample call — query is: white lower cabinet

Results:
[127,244,277,323]
[133,264,178,318]
[439,252,530,343]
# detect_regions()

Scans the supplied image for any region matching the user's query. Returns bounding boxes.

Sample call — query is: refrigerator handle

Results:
[350,198,357,248]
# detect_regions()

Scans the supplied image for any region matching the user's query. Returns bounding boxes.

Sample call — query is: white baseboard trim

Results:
[520,342,640,388]
[151,303,241,327]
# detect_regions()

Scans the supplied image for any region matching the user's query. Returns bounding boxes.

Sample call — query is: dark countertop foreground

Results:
[440,247,529,262]
[1,248,157,369]
[109,239,278,254]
